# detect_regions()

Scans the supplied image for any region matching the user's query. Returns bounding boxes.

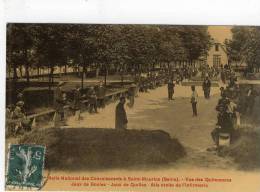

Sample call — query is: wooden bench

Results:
[6,88,132,131]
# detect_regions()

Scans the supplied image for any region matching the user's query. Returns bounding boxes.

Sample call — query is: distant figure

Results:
[97,81,106,108]
[17,92,24,102]
[88,87,98,113]
[13,101,25,120]
[115,97,128,130]
[13,101,30,134]
[220,87,225,97]
[17,92,26,113]
[127,84,136,108]
[73,84,82,121]
[202,76,211,99]
[220,69,226,84]
[245,85,257,115]
[54,82,66,125]
[6,104,14,119]
[190,85,198,116]
[167,79,175,100]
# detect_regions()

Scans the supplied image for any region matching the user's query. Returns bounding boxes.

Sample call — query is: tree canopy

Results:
[224,26,260,71]
[6,24,212,82]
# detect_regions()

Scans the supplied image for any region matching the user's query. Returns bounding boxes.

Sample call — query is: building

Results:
[206,39,228,68]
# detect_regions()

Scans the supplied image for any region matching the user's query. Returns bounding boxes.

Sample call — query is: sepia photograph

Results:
[4,23,260,191]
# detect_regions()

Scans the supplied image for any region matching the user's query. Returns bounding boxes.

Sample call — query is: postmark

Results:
[6,144,46,189]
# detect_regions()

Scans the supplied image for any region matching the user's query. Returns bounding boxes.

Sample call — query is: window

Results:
[215,44,219,52]
[213,55,221,67]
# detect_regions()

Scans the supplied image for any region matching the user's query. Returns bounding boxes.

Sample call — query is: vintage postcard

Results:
[4,23,260,191]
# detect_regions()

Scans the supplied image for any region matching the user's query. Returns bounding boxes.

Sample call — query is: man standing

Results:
[127,83,136,108]
[115,97,128,130]
[73,84,81,121]
[97,81,106,109]
[88,87,98,113]
[191,85,198,116]
[54,82,65,125]
[202,76,211,99]
[167,79,175,100]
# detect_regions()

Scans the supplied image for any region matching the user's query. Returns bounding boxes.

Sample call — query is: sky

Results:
[208,26,232,43]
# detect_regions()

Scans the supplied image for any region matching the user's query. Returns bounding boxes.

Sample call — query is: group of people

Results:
[6,92,31,135]
[166,75,211,117]
[201,65,220,80]
[53,81,107,126]
[137,72,165,93]
[211,75,259,146]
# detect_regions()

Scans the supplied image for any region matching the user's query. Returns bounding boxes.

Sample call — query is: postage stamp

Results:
[6,144,46,189]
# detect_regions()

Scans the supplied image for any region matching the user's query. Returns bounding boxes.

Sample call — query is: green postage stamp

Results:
[6,144,46,189]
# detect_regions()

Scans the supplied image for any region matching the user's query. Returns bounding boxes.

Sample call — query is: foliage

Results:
[224,26,260,70]
[6,24,212,80]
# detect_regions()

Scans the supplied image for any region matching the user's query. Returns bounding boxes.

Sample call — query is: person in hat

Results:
[190,85,198,116]
[115,96,128,130]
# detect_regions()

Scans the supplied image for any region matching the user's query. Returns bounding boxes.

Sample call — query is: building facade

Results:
[206,39,228,68]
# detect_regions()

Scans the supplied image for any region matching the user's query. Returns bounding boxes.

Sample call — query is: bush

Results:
[19,128,186,170]
[219,130,260,170]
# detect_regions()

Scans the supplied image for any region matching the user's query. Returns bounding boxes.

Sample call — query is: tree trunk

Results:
[13,63,18,80]
[121,72,124,86]
[48,66,52,106]
[37,66,40,76]
[19,66,23,78]
[104,67,108,86]
[96,67,100,78]
[78,65,81,77]
[81,65,84,90]
[64,63,67,75]
[24,50,30,84]
[50,66,54,84]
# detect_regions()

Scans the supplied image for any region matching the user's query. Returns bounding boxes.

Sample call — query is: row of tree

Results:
[7,24,212,84]
[225,26,260,72]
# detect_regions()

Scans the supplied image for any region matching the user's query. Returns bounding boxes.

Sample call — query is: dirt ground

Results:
[40,83,260,191]
[65,84,238,170]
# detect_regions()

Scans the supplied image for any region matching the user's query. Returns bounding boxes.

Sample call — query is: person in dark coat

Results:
[202,76,211,99]
[115,97,128,130]
[167,79,175,100]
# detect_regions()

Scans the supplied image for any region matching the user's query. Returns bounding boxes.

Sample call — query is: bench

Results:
[6,87,131,131]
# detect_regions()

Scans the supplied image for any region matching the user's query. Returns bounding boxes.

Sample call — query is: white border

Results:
[1,0,260,191]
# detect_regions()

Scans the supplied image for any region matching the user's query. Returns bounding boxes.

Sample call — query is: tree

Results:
[225,26,260,71]
[6,24,36,83]
[178,26,212,66]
